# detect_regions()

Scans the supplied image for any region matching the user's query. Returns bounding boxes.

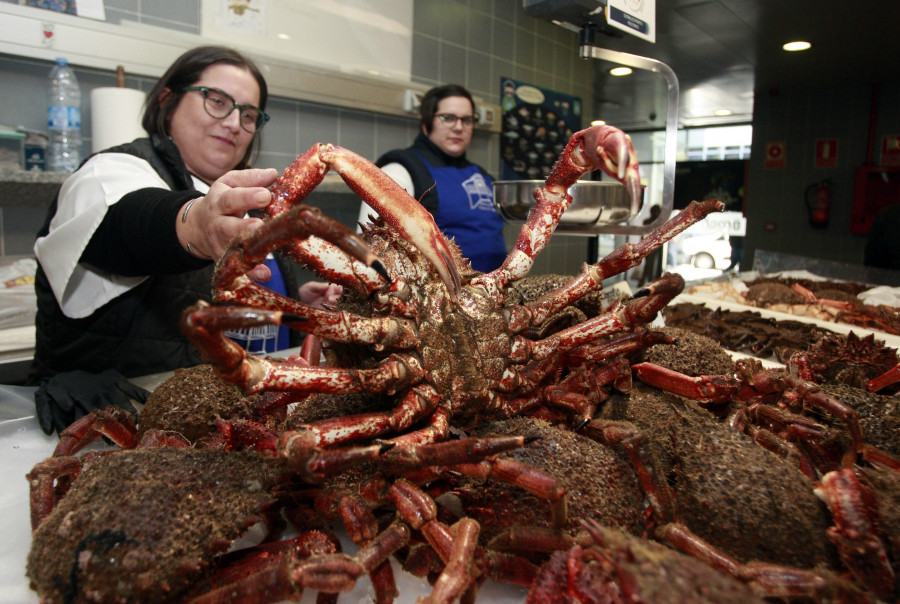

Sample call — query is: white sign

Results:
[607,0,655,43]
[701,211,746,237]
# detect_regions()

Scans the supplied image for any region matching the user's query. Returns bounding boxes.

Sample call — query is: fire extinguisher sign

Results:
[814,139,838,168]
[765,142,786,169]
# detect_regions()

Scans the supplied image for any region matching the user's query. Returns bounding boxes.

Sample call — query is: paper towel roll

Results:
[90,87,147,152]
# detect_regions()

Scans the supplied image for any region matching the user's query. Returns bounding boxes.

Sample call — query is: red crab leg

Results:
[631,362,744,404]
[53,406,138,457]
[202,531,339,592]
[657,523,873,602]
[866,362,900,392]
[452,455,568,528]
[524,198,724,326]
[583,419,677,524]
[424,518,482,604]
[190,295,418,350]
[27,456,82,529]
[530,272,685,360]
[215,201,386,294]
[182,301,425,393]
[270,143,461,298]
[475,124,642,292]
[791,283,857,311]
[565,328,676,364]
[334,496,399,604]
[817,469,896,600]
[190,521,411,603]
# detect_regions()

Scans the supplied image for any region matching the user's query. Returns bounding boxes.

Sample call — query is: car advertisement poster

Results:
[500,78,582,181]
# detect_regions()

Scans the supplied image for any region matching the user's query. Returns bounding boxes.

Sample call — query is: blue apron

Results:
[225,255,291,353]
[420,154,507,272]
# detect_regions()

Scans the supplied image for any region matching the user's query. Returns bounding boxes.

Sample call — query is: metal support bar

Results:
[579,44,679,235]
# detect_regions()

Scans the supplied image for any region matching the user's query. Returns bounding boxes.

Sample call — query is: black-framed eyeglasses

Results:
[182,86,270,133]
[436,113,475,128]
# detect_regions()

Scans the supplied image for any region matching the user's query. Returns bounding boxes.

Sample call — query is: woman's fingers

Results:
[208,168,278,216]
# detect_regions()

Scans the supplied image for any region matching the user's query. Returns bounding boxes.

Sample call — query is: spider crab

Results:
[182,124,725,453]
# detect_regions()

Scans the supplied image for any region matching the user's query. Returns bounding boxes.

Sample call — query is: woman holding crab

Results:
[29,46,339,433]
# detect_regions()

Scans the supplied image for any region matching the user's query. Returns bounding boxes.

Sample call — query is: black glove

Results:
[33,369,150,436]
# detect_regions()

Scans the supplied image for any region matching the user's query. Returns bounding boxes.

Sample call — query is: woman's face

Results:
[165,63,260,183]
[424,96,474,158]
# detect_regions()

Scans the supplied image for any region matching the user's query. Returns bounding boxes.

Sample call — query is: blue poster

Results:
[500,78,582,181]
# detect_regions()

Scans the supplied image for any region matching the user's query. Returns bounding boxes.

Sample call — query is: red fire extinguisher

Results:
[805,180,831,228]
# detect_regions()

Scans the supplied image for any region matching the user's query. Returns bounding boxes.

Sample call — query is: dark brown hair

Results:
[420,84,475,134]
[143,46,268,168]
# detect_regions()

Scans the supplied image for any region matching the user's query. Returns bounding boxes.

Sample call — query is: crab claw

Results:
[318,144,461,299]
[578,125,642,207]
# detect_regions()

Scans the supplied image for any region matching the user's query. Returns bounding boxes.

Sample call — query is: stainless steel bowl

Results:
[493,180,638,233]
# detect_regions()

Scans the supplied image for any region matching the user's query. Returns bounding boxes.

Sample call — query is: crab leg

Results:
[182,301,424,392]
[525,198,724,326]
[530,272,684,360]
[190,521,411,603]
[866,362,900,392]
[657,522,873,601]
[476,125,642,293]
[201,291,419,349]
[820,470,887,556]
[215,201,386,294]
[269,143,461,298]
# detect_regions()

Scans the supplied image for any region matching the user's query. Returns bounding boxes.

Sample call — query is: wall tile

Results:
[491,18,515,61]
[259,97,296,157]
[295,102,339,154]
[141,0,200,30]
[440,1,469,46]
[337,109,376,161]
[466,8,493,55]
[439,42,467,87]
[103,0,138,11]
[411,33,440,87]
[414,0,442,39]
[493,0,516,24]
[374,115,416,159]
[466,50,493,97]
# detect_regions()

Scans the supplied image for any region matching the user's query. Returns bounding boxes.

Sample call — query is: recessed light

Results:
[714,109,732,116]
[783,41,811,52]
[590,119,607,126]
[610,67,633,76]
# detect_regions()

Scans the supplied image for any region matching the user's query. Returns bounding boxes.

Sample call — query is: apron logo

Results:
[462,173,494,211]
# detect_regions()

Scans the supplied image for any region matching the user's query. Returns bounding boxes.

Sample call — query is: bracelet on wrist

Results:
[181,197,198,223]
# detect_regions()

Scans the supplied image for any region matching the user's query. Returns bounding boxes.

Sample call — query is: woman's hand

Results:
[176,168,278,280]
[299,281,343,310]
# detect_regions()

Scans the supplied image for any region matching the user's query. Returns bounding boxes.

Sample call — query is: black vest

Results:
[29,137,214,383]
[375,133,492,215]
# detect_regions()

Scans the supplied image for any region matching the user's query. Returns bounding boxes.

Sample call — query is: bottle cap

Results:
[55,57,67,66]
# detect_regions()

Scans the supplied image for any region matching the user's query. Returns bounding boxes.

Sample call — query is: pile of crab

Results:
[27,125,900,603]
[689,275,900,335]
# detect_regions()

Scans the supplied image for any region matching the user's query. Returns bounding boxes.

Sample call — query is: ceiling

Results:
[527,0,900,130]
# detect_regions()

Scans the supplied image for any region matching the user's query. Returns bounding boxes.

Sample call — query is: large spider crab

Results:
[182,124,724,452]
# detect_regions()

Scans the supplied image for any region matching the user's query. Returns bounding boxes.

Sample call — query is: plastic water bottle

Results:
[46,57,82,172]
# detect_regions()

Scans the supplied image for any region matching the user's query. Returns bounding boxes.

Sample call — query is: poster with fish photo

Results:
[499,78,582,181]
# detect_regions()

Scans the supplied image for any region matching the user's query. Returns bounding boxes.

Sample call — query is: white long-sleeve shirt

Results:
[34,153,208,318]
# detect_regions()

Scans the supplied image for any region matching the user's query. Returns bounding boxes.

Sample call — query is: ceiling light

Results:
[609,67,632,76]
[783,41,811,52]
[714,109,732,116]
[590,119,607,126]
